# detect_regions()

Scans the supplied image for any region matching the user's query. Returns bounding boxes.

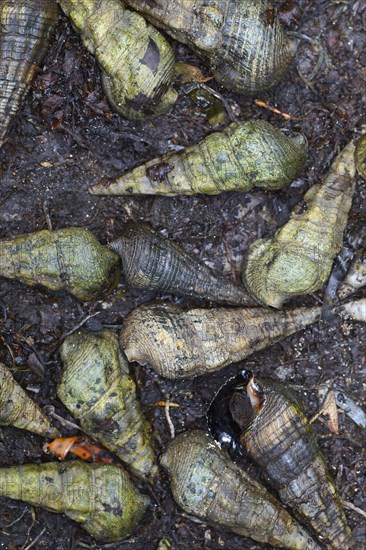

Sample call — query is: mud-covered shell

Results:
[0,362,59,438]
[0,227,121,301]
[160,430,319,549]
[222,373,354,548]
[242,140,356,308]
[0,0,58,146]
[59,0,177,120]
[0,461,150,542]
[124,0,296,95]
[58,330,157,480]
[108,222,255,306]
[90,120,307,196]
[120,301,321,379]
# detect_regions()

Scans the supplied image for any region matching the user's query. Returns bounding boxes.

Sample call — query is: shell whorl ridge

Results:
[237,377,354,548]
[0,0,58,146]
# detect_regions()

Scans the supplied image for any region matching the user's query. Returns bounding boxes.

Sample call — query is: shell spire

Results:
[0,362,59,438]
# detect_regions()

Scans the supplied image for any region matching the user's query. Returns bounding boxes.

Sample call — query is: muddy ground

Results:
[0,1,365,549]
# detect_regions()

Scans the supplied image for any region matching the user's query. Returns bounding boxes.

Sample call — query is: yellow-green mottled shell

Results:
[59,330,157,480]
[0,461,150,542]
[242,141,356,308]
[124,0,296,94]
[59,0,177,120]
[160,430,319,549]
[0,362,59,438]
[0,227,121,301]
[90,120,307,196]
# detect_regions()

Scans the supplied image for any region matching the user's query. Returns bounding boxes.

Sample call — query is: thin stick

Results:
[23,527,46,550]
[342,500,366,519]
[164,396,175,439]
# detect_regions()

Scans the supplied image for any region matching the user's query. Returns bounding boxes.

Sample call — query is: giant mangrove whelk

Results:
[122,0,296,95]
[0,0,59,148]
[0,362,59,438]
[120,301,321,379]
[58,330,158,480]
[208,371,354,548]
[108,222,256,306]
[160,430,319,549]
[242,140,356,308]
[58,0,177,120]
[90,120,307,196]
[0,461,150,542]
[0,227,121,301]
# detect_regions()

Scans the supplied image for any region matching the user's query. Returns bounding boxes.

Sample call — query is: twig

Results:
[23,527,46,550]
[42,201,53,231]
[342,500,366,519]
[164,395,175,439]
[61,312,101,339]
[43,405,87,433]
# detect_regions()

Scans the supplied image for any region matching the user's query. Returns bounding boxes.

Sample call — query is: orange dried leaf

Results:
[174,62,213,84]
[45,436,120,465]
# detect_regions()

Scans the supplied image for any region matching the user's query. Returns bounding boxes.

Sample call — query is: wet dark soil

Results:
[0,1,365,549]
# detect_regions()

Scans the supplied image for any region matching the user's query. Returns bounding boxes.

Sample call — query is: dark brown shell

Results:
[223,373,354,548]
[108,222,255,306]
[0,0,58,147]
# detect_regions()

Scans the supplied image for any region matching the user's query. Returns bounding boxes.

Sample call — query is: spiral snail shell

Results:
[123,0,296,95]
[0,461,150,541]
[108,222,255,306]
[0,0,58,147]
[58,330,157,480]
[242,140,356,308]
[160,430,319,549]
[208,370,354,548]
[90,120,307,196]
[59,0,177,120]
[0,227,121,301]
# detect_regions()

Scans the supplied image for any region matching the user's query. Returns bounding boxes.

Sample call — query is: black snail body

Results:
[123,0,296,95]
[208,370,354,549]
[0,0,59,147]
[108,222,255,306]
